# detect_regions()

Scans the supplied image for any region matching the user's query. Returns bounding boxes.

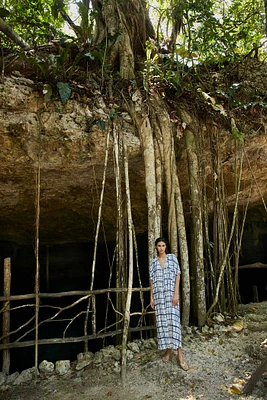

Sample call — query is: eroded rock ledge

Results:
[1,62,267,246]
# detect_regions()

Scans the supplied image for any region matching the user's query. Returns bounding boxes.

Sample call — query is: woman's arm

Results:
[150,279,155,309]
[172,273,180,306]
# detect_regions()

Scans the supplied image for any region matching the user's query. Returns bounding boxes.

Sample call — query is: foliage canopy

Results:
[1,0,266,57]
[0,0,266,100]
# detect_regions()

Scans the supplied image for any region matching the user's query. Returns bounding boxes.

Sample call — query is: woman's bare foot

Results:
[177,348,188,370]
[162,349,172,363]
[179,360,189,371]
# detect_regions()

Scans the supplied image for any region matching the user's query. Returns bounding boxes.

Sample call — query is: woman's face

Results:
[156,241,166,255]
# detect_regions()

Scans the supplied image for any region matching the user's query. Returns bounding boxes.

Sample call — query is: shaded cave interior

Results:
[1,207,267,373]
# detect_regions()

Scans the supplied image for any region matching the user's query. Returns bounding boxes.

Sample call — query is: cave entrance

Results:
[238,211,267,304]
[0,239,151,374]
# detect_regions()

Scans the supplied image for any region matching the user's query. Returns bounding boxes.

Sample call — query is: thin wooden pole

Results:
[46,245,50,292]
[84,125,110,351]
[121,133,134,385]
[92,295,96,335]
[208,147,244,318]
[34,166,41,381]
[0,324,156,351]
[2,257,11,375]
[113,122,125,333]
[0,286,150,302]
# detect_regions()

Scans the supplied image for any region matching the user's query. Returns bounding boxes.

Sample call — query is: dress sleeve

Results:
[172,254,181,276]
[149,259,155,281]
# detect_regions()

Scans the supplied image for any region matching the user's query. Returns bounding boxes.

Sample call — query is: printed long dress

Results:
[150,253,182,350]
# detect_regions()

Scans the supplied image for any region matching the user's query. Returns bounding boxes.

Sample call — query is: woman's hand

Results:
[172,293,179,307]
[150,298,155,310]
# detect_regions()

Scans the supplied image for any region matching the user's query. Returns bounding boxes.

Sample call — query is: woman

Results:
[150,237,188,370]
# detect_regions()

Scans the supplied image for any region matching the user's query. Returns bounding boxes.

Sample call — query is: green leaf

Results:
[108,110,117,120]
[57,82,72,105]
[231,117,243,143]
[43,83,53,102]
[97,120,106,131]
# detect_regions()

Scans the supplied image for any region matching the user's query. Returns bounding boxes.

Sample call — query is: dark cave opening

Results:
[0,238,150,373]
[1,220,267,373]
[238,215,267,304]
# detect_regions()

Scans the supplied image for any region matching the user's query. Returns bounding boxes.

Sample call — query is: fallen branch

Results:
[242,356,267,395]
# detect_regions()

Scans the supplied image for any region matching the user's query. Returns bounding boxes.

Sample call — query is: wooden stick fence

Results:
[1,278,155,357]
[2,257,11,374]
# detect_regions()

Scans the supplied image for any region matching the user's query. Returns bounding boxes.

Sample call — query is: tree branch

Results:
[60,10,82,38]
[0,17,29,49]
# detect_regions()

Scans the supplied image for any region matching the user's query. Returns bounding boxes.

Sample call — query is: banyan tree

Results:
[1,0,267,379]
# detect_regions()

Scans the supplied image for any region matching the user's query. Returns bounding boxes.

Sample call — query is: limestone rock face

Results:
[0,76,145,244]
[1,72,267,247]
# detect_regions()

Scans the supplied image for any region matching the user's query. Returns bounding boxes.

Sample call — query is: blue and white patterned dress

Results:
[150,254,182,350]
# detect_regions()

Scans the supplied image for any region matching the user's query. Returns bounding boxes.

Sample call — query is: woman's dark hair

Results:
[155,237,169,254]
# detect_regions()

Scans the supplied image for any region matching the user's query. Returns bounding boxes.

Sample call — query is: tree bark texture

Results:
[174,172,190,326]
[91,0,154,79]
[150,93,178,255]
[130,88,161,265]
[139,114,160,265]
[150,93,190,325]
[182,110,206,327]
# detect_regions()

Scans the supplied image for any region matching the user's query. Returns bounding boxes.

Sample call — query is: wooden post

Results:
[252,285,259,303]
[2,257,11,375]
[121,133,134,385]
[46,245,49,292]
[92,295,96,335]
[34,165,41,381]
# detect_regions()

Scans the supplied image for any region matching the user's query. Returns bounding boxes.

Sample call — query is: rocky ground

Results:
[1,302,267,400]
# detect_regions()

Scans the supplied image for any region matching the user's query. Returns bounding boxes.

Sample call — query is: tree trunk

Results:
[201,127,216,305]
[130,88,161,265]
[181,110,206,327]
[174,173,190,326]
[150,93,190,324]
[139,113,161,265]
[150,93,178,255]
[92,0,154,79]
